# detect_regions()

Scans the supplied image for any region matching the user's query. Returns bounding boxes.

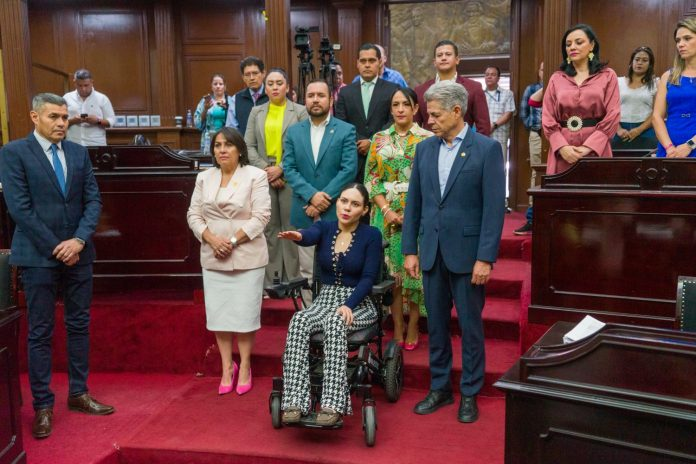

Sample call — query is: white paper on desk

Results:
[563,315,606,343]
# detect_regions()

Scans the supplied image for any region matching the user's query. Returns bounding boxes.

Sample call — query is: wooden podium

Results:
[529,157,696,329]
[496,322,696,464]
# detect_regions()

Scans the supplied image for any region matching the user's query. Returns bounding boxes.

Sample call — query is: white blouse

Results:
[618,76,658,124]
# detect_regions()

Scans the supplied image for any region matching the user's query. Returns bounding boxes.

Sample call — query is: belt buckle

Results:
[566,116,583,132]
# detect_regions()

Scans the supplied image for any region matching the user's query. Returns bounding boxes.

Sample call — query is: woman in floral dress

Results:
[364,87,433,350]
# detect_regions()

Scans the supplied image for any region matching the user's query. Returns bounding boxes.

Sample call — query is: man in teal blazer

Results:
[282,79,357,230]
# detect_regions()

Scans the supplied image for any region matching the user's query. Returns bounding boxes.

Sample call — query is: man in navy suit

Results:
[334,43,399,183]
[0,93,112,439]
[283,79,357,282]
[402,81,505,423]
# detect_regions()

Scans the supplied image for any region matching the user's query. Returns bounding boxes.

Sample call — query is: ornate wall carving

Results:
[389,0,510,86]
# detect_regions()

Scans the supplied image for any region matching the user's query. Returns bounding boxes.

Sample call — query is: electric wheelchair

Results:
[266,242,403,447]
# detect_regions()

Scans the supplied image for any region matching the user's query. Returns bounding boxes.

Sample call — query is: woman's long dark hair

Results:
[559,24,607,76]
[627,46,656,90]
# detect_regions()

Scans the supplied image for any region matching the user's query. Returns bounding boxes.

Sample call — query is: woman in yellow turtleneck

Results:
[245,68,308,288]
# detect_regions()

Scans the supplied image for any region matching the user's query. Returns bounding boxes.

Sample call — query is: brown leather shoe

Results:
[67,393,115,415]
[32,408,53,439]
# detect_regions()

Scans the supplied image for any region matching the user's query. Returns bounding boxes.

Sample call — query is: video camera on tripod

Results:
[294,27,341,104]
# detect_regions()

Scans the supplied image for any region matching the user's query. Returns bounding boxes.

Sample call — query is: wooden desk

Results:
[529,157,696,328]
[0,146,206,291]
[496,322,696,464]
[106,126,201,150]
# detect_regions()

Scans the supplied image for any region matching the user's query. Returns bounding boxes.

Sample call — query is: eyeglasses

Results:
[243,71,261,78]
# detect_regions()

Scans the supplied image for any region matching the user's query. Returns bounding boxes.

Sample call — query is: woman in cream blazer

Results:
[245,68,308,288]
[188,127,271,396]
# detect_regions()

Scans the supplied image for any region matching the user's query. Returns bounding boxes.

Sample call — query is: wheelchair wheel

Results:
[363,404,376,447]
[384,345,404,402]
[270,394,282,429]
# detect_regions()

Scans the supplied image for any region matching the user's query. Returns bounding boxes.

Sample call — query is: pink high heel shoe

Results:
[218,362,238,395]
[236,368,253,395]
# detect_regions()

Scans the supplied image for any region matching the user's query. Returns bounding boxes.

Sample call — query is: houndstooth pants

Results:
[282,284,377,415]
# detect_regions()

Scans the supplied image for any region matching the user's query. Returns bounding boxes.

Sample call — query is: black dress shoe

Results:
[68,393,115,415]
[32,407,53,439]
[413,390,454,415]
[458,395,479,423]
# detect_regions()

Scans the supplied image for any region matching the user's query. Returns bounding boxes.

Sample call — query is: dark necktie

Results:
[50,143,66,195]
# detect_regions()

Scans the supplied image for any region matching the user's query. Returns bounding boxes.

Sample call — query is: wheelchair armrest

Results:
[265,277,309,299]
[371,278,395,295]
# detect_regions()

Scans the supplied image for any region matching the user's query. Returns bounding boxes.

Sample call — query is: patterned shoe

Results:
[315,407,341,426]
[282,407,301,424]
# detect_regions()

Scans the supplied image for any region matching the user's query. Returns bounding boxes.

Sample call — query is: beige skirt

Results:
[202,267,264,332]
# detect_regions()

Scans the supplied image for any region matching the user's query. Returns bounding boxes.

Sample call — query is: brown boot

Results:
[67,393,115,415]
[32,408,53,439]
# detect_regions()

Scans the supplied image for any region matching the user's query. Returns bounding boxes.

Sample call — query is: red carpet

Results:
[19,213,531,463]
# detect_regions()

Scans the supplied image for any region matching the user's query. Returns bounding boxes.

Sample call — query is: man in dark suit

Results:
[283,79,357,282]
[414,40,491,135]
[334,43,399,182]
[228,56,269,136]
[402,81,505,423]
[0,93,112,439]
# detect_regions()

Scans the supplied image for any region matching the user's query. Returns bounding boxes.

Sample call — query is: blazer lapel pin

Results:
[330,129,334,134]
[460,152,466,158]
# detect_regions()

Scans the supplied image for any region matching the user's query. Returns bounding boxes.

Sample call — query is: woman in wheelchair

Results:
[277,183,382,426]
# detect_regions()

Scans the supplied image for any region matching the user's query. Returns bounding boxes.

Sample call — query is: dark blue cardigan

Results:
[297,221,382,309]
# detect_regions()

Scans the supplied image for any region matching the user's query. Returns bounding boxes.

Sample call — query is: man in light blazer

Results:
[402,82,505,424]
[0,93,111,439]
[283,79,357,280]
[334,43,399,183]
[245,69,309,287]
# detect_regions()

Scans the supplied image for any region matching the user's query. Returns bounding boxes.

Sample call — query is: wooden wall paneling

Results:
[511,0,543,212]
[576,0,664,79]
[28,9,65,97]
[332,1,364,81]
[78,9,151,113]
[0,0,34,140]
[265,0,291,75]
[154,1,178,126]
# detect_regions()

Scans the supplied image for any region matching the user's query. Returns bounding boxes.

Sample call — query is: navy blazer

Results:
[0,133,102,267]
[401,129,505,273]
[282,117,357,230]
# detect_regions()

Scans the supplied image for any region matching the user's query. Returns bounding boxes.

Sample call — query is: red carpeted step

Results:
[20,372,193,464]
[117,376,505,464]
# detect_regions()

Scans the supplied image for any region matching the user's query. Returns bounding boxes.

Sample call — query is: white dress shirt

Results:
[63,88,116,146]
[310,115,331,163]
[33,130,67,178]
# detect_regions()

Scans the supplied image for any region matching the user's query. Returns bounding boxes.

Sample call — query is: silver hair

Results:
[32,93,67,112]
[74,68,92,80]
[423,81,468,113]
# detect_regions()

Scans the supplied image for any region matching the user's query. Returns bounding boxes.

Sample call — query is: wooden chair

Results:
[676,275,696,332]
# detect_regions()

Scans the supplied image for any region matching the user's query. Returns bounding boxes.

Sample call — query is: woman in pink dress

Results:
[542,24,621,175]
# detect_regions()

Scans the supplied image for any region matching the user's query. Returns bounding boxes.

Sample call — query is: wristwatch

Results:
[73,237,86,246]
[687,139,696,150]
[230,236,238,248]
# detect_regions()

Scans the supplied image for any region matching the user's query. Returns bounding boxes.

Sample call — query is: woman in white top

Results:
[612,46,659,150]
